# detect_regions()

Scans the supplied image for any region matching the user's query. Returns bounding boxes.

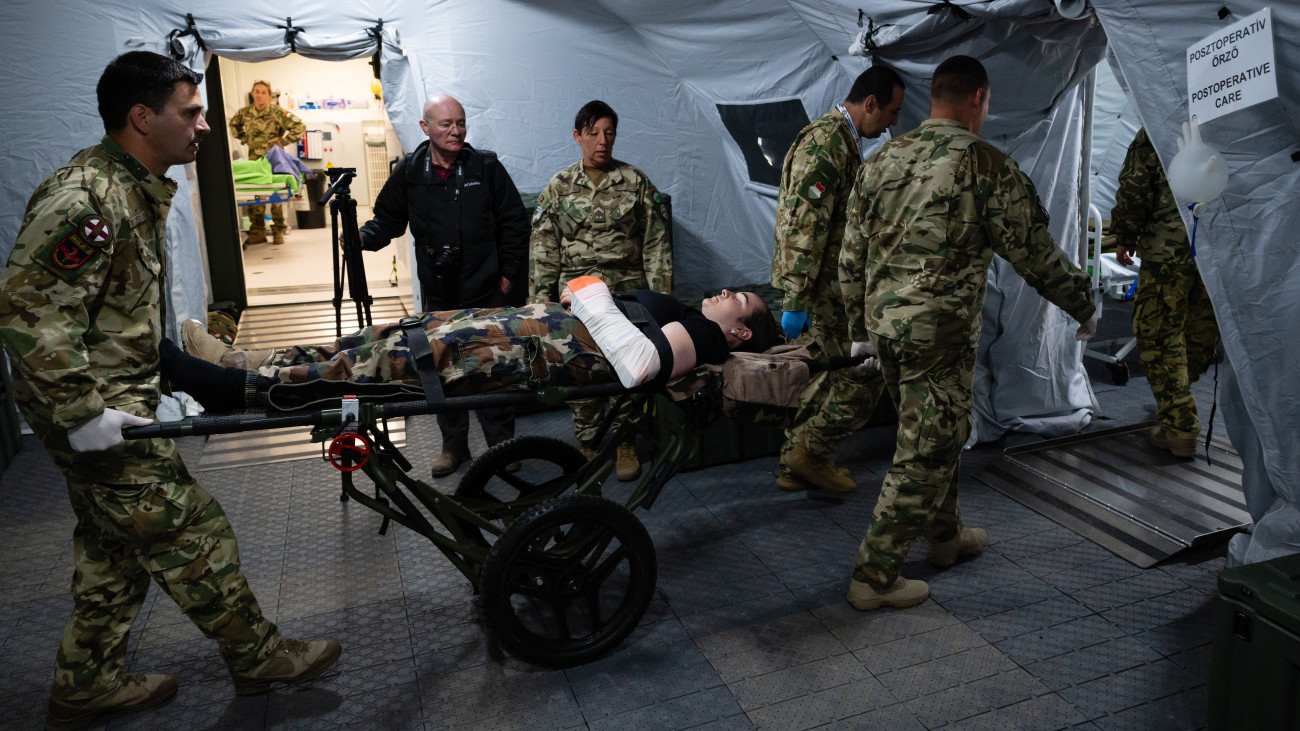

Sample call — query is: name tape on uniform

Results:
[1187,7,1278,124]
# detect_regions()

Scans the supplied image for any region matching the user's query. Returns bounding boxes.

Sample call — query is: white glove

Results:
[850,341,876,358]
[857,356,880,372]
[68,408,154,452]
[1075,315,1099,342]
[567,276,661,388]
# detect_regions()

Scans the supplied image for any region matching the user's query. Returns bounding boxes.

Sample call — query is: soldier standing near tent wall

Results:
[229,79,305,245]
[1110,128,1219,458]
[0,52,339,730]
[770,66,905,494]
[529,99,671,482]
[839,56,1097,611]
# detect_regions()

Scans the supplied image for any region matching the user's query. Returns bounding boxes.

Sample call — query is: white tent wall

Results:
[1092,0,1300,563]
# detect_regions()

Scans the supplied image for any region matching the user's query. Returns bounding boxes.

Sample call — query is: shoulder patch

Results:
[78,213,113,246]
[37,228,101,283]
[808,182,826,200]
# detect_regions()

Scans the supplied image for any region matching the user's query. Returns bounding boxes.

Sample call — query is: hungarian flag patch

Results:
[808,182,826,199]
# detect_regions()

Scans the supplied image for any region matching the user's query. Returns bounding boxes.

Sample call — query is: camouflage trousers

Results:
[853,336,975,590]
[261,303,613,395]
[1133,260,1219,439]
[571,396,638,449]
[247,201,286,234]
[51,447,281,700]
[780,300,883,465]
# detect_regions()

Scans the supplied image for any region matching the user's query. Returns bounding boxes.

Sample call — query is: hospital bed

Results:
[1082,203,1141,383]
[124,345,852,668]
[232,160,303,235]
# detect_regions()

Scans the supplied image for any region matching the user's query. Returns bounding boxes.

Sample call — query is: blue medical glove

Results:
[781,310,809,340]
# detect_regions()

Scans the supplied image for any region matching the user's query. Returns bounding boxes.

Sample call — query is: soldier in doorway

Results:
[229,79,306,245]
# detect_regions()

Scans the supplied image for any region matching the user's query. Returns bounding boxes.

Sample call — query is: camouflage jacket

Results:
[1107,129,1190,264]
[840,119,1095,349]
[770,108,860,313]
[229,103,307,159]
[528,159,671,303]
[0,137,176,475]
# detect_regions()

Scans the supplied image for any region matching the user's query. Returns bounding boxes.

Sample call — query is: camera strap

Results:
[398,316,446,407]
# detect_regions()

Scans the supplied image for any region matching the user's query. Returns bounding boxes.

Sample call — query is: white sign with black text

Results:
[1187,7,1278,124]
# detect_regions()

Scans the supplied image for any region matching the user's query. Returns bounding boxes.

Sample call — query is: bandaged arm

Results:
[566,277,662,388]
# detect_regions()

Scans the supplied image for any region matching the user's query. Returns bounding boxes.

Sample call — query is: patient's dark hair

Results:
[738,298,781,354]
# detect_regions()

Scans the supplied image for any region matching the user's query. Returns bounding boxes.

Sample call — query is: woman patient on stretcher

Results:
[163,277,781,414]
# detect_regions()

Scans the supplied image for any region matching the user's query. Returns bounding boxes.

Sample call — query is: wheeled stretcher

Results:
[125,343,850,667]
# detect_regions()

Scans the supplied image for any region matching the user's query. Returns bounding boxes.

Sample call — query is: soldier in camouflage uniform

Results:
[228,80,306,245]
[0,53,338,729]
[1109,129,1219,458]
[770,66,905,494]
[529,100,671,480]
[838,56,1097,611]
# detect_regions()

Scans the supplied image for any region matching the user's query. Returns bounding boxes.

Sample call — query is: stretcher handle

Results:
[122,407,325,440]
[808,355,868,374]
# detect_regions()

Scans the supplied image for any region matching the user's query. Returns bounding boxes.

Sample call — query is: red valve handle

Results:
[328,433,370,472]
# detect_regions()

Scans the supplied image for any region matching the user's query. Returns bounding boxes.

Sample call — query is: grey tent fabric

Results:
[1093,0,1300,564]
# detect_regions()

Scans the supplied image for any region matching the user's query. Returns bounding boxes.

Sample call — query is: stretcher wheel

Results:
[479,494,656,667]
[453,436,587,548]
[1108,362,1130,385]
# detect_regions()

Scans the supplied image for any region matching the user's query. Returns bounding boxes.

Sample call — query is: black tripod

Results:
[320,168,373,337]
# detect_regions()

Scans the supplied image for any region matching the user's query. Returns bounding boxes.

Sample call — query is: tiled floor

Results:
[0,314,1230,730]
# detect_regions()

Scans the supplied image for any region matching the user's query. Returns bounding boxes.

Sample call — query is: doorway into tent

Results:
[216,54,409,307]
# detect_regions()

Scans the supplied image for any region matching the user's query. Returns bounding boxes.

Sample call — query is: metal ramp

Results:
[975,422,1249,567]
[196,297,411,470]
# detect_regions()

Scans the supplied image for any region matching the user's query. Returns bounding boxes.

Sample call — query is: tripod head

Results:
[319,167,358,207]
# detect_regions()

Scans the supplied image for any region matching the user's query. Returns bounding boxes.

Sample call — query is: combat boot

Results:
[847,578,929,611]
[430,449,470,478]
[616,442,641,481]
[219,348,278,370]
[580,446,599,461]
[272,230,286,245]
[245,229,268,245]
[927,527,989,568]
[776,472,816,492]
[181,319,230,364]
[783,442,854,493]
[230,637,342,696]
[1150,426,1197,458]
[46,673,178,730]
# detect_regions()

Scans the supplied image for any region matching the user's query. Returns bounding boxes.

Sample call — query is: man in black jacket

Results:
[360,94,529,478]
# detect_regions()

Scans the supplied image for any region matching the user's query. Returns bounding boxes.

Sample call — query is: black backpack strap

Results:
[612,294,675,390]
[399,316,446,407]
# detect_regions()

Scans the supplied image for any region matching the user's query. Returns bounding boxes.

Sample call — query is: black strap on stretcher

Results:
[398,315,447,407]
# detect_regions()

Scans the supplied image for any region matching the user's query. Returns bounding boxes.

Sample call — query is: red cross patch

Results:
[79,214,113,246]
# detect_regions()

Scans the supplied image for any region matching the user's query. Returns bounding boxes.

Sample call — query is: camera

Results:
[426,243,461,302]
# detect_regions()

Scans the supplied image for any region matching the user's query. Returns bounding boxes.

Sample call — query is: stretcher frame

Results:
[126,379,711,667]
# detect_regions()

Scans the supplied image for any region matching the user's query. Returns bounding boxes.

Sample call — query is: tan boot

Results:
[616,442,641,481]
[245,229,268,245]
[181,319,231,364]
[219,348,278,370]
[272,230,286,245]
[230,637,341,696]
[46,673,178,730]
[847,578,929,611]
[776,472,815,492]
[783,442,854,493]
[1151,426,1197,458]
[580,447,598,461]
[430,449,470,478]
[927,527,989,568]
